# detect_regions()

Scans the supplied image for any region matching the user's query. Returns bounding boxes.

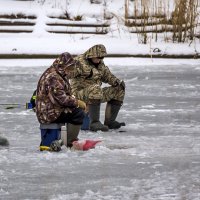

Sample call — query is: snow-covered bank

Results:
[0,0,200,58]
[0,58,200,70]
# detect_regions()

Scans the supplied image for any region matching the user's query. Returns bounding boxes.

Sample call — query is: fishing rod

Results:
[0,91,36,109]
[0,103,33,109]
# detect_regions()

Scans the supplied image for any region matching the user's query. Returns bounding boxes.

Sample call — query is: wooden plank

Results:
[126,14,166,20]
[46,26,108,34]
[125,18,170,27]
[0,30,32,33]
[46,18,110,27]
[47,30,107,34]
[0,25,33,33]
[0,14,36,19]
[0,54,199,59]
[0,21,35,26]
[46,23,109,27]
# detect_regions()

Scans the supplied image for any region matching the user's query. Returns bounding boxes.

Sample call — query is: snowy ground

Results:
[0,58,200,200]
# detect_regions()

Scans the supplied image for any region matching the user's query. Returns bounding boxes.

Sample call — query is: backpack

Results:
[26,90,36,109]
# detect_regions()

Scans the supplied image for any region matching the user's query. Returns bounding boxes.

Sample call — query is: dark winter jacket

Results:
[36,52,78,124]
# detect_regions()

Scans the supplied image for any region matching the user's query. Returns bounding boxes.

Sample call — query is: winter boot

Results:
[66,123,81,148]
[104,100,125,129]
[88,100,109,132]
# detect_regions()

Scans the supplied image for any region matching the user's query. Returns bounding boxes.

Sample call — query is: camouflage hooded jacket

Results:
[36,52,78,124]
[70,44,120,95]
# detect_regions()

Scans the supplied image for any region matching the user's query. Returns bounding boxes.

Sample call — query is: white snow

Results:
[0,58,200,200]
[0,0,199,56]
[0,57,200,68]
[0,0,200,199]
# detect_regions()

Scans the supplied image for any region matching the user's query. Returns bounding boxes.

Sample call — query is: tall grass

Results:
[125,0,199,43]
[172,0,199,42]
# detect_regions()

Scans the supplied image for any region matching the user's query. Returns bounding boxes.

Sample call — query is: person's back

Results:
[36,63,75,124]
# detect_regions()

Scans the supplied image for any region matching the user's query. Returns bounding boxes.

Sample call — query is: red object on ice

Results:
[83,140,101,151]
[72,140,101,151]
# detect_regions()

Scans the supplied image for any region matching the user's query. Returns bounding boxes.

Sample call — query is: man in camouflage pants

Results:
[71,44,125,132]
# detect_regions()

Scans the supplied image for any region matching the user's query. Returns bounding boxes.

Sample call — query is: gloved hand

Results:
[114,79,125,90]
[77,99,86,110]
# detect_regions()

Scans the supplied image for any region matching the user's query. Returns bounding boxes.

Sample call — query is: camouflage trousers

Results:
[73,84,125,103]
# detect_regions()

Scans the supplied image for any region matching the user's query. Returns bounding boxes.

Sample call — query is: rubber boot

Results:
[88,102,108,132]
[104,100,125,129]
[67,123,81,148]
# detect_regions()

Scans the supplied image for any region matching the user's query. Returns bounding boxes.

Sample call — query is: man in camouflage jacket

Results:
[36,52,86,148]
[71,44,125,131]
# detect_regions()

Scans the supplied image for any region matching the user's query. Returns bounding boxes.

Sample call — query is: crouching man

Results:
[35,52,86,151]
[71,44,125,132]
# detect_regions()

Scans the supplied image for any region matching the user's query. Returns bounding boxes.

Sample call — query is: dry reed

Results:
[125,0,199,43]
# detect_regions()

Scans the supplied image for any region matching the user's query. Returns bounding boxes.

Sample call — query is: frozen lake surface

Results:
[0,58,200,200]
